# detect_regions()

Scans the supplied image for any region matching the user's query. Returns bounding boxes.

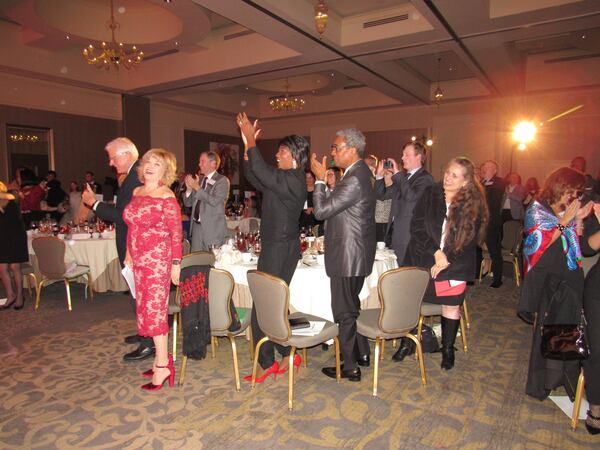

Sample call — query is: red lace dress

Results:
[123,196,182,337]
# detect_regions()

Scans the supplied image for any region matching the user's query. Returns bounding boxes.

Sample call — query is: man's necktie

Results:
[193,176,209,222]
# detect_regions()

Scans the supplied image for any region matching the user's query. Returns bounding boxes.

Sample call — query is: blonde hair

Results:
[106,137,139,159]
[0,181,15,212]
[138,148,178,186]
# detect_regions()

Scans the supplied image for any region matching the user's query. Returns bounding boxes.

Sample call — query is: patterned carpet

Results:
[1,278,598,449]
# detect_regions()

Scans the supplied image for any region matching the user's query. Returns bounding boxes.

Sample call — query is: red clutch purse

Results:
[434,280,466,296]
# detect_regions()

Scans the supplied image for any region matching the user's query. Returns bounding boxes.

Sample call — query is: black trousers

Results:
[330,276,370,370]
[485,223,503,283]
[583,264,600,404]
[252,239,300,369]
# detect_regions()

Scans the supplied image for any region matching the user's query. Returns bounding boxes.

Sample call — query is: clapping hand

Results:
[576,200,593,221]
[184,174,200,191]
[237,112,261,153]
[310,153,327,181]
[82,184,96,207]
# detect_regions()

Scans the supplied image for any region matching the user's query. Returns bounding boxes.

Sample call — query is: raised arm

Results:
[313,174,360,221]
[194,176,230,207]
[243,158,266,192]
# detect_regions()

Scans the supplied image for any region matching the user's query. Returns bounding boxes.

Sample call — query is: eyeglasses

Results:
[330,143,348,151]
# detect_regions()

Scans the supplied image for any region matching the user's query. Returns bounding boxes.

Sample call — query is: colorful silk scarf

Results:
[523,201,582,273]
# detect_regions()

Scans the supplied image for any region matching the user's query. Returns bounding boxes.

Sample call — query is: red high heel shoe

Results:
[243,361,279,383]
[142,354,173,378]
[141,360,175,391]
[277,354,301,375]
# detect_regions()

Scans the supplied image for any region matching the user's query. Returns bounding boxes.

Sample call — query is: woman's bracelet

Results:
[556,223,567,232]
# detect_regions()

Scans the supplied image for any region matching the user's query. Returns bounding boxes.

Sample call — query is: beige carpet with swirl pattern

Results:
[0,279,598,449]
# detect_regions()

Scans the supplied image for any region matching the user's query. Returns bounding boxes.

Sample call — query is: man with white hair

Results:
[82,137,154,362]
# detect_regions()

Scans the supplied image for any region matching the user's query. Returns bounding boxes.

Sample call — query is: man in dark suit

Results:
[84,171,102,195]
[311,128,376,382]
[480,160,505,288]
[375,141,433,266]
[82,137,154,361]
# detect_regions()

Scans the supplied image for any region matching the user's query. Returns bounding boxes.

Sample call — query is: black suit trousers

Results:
[251,239,300,369]
[330,276,370,370]
[486,222,503,283]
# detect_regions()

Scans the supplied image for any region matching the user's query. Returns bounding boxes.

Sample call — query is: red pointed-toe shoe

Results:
[243,361,279,383]
[277,354,302,375]
[141,362,175,391]
[142,354,173,378]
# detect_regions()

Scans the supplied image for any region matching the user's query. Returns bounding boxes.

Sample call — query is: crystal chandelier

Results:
[314,0,328,39]
[269,79,306,113]
[82,0,144,70]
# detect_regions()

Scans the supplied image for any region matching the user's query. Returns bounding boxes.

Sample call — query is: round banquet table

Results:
[215,249,398,321]
[28,234,127,293]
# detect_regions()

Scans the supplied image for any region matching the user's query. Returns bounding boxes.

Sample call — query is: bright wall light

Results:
[512,121,537,144]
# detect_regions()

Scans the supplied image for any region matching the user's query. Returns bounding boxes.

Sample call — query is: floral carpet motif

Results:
[0,281,598,449]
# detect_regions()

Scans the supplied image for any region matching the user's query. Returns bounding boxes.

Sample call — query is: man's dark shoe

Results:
[357,355,370,367]
[322,365,361,382]
[392,343,414,362]
[124,334,141,345]
[490,280,503,288]
[123,345,155,362]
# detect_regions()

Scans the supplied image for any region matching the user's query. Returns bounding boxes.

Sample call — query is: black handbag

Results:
[540,308,589,360]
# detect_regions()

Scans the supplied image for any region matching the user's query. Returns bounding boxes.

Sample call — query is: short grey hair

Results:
[105,137,139,159]
[201,150,221,169]
[336,128,366,158]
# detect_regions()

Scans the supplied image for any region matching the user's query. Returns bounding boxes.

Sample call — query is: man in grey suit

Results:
[184,151,230,251]
[375,141,433,266]
[311,128,376,382]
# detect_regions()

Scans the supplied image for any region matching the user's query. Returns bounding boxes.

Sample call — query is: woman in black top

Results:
[237,113,308,381]
[406,157,488,370]
[581,205,600,434]
[0,181,29,310]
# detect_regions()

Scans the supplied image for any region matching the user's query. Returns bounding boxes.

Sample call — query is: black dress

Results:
[582,215,600,404]
[0,200,28,264]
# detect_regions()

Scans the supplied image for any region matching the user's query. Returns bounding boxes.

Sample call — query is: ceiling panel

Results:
[402,51,474,82]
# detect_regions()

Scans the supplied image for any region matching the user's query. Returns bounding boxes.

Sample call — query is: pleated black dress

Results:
[0,200,28,263]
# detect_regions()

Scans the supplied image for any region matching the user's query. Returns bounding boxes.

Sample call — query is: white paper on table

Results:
[292,321,326,336]
[0,298,7,306]
[121,266,136,299]
[549,395,589,420]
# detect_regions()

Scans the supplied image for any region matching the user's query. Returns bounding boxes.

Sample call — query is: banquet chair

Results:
[20,262,38,299]
[170,251,216,360]
[178,268,253,391]
[479,220,523,286]
[247,270,341,410]
[356,267,429,397]
[32,236,93,312]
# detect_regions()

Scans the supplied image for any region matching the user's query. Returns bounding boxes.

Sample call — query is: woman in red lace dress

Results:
[123,148,182,391]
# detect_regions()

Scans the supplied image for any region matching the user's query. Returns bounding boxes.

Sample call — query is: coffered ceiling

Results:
[0,0,599,118]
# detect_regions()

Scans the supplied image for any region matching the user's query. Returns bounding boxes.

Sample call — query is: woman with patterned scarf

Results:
[518,167,593,400]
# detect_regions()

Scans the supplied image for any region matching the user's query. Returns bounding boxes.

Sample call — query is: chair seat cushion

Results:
[64,265,90,279]
[357,309,413,339]
[284,312,338,348]
[420,302,442,317]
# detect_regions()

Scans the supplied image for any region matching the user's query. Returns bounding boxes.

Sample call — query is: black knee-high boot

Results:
[441,317,460,370]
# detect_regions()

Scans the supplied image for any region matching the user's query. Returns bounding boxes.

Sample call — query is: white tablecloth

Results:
[28,235,127,293]
[215,249,398,321]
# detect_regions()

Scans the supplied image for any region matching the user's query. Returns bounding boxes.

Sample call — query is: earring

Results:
[292,160,297,169]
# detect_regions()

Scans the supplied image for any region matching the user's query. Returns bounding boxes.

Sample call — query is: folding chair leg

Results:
[172,313,178,361]
[406,333,427,385]
[211,336,217,358]
[333,336,341,382]
[416,315,425,360]
[64,279,72,311]
[228,334,241,392]
[459,316,468,352]
[87,273,94,300]
[572,369,585,431]
[392,338,397,348]
[35,279,45,310]
[302,347,308,367]
[462,299,470,330]
[288,347,296,411]
[248,327,254,361]
[380,338,385,360]
[373,338,381,397]
[178,356,188,386]
[251,337,269,389]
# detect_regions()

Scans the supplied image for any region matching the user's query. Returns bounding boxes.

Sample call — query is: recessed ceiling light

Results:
[312,89,316,94]
[65,35,70,40]
[175,41,179,46]
[316,79,321,84]
[118,6,126,14]
[582,35,586,39]
[449,67,453,71]
[330,72,334,77]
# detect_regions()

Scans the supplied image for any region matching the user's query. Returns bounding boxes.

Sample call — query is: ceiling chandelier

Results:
[434,57,443,105]
[314,0,328,39]
[82,0,144,70]
[269,79,306,113]
[9,133,39,143]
